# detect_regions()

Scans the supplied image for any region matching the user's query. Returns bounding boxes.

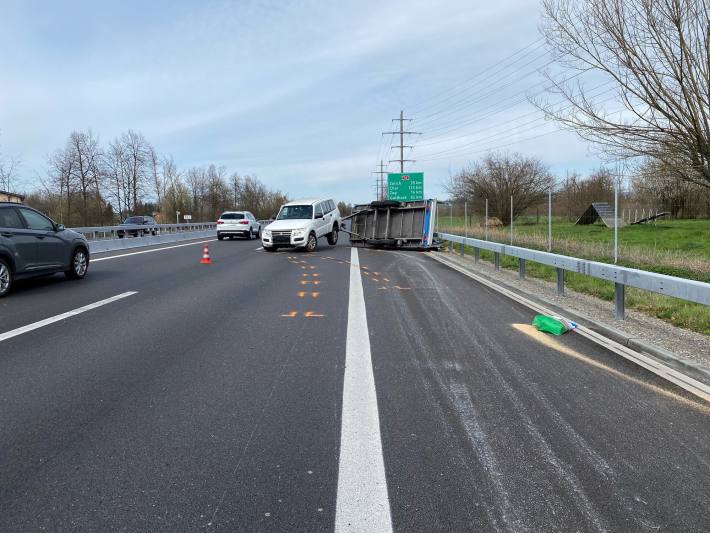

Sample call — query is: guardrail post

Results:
[518,258,525,279]
[615,283,625,320]
[494,252,500,271]
[556,268,565,295]
[474,247,480,263]
[460,240,465,257]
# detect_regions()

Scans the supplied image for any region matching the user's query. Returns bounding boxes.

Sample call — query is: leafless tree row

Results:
[28,129,288,226]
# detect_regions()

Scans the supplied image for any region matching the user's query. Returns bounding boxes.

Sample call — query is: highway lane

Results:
[0,238,708,531]
[1,238,350,531]
[357,247,710,532]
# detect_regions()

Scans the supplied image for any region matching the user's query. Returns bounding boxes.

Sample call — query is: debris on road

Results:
[533,314,578,335]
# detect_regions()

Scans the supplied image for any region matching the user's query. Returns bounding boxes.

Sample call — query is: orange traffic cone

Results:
[200,245,212,264]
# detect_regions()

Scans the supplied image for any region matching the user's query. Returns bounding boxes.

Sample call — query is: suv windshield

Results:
[221,213,244,220]
[124,217,144,224]
[278,205,312,220]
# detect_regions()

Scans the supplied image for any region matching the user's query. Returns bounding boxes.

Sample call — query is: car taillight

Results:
[217,220,224,224]
[239,220,249,224]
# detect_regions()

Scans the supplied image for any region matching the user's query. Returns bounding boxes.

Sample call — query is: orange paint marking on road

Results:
[395,285,412,290]
[304,311,325,318]
[298,291,321,298]
[281,311,298,318]
[301,280,321,286]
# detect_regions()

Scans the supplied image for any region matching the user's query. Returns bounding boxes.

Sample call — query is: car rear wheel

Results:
[65,247,89,280]
[327,225,339,245]
[0,258,12,297]
[247,228,253,240]
[306,232,317,252]
[218,234,224,241]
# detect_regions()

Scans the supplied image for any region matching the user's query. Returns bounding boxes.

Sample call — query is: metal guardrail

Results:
[71,223,217,241]
[439,232,710,320]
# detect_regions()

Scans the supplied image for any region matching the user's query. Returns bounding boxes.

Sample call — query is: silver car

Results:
[216,211,261,240]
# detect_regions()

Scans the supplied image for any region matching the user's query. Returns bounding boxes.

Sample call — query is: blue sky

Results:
[0,0,605,203]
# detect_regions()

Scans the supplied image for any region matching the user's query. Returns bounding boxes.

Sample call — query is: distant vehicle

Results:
[0,202,90,297]
[262,198,341,252]
[216,211,260,240]
[117,216,159,238]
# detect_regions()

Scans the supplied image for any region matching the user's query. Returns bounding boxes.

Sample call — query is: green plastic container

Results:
[532,315,570,336]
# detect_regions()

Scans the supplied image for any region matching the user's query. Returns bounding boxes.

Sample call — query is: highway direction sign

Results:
[388,173,424,201]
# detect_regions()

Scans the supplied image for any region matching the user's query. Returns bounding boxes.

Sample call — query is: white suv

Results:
[262,198,341,252]
[217,211,261,240]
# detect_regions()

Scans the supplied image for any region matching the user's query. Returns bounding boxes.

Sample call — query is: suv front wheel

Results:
[0,258,12,297]
[305,232,318,252]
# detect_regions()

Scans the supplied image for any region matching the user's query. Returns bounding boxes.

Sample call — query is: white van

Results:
[262,198,341,252]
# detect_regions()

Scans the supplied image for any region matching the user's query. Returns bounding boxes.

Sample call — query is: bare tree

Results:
[121,130,150,212]
[185,167,207,220]
[47,147,76,224]
[67,130,103,225]
[0,154,20,193]
[148,145,163,206]
[447,152,551,225]
[537,0,710,188]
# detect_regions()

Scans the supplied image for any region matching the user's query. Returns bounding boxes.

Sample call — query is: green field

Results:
[437,217,710,334]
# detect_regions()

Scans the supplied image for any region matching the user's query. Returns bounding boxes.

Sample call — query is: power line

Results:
[372,160,388,201]
[408,38,546,116]
[382,110,421,173]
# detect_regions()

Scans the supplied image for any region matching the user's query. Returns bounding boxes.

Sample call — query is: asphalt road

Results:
[0,236,708,532]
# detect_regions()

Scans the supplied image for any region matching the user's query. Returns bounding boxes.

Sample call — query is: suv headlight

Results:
[292,229,305,238]
[263,229,272,238]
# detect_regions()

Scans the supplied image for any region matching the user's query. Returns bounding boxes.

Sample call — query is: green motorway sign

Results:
[388,173,424,201]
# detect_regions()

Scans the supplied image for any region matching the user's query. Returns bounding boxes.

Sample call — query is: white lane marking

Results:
[91,239,217,262]
[255,247,263,251]
[0,291,137,343]
[335,247,393,533]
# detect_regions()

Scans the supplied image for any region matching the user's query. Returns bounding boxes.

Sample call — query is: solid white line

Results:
[91,239,216,262]
[0,291,138,343]
[335,247,393,533]
[255,247,263,251]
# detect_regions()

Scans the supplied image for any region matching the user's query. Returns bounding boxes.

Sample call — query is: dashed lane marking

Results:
[0,292,138,342]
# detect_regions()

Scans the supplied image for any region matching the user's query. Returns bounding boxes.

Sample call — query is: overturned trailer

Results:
[343,199,441,250]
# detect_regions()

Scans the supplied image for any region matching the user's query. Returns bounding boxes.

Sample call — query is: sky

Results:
[0,0,606,204]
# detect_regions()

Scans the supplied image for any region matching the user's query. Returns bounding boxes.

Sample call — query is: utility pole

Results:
[382,110,421,173]
[372,160,388,201]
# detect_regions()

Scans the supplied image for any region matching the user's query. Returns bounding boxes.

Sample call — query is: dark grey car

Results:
[0,202,90,297]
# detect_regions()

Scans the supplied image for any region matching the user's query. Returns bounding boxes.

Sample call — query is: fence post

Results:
[556,268,565,296]
[485,199,488,241]
[519,258,526,279]
[615,283,625,320]
[474,247,480,263]
[462,201,467,256]
[494,252,500,271]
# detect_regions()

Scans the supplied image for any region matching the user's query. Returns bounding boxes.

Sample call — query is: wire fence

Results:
[435,198,710,279]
